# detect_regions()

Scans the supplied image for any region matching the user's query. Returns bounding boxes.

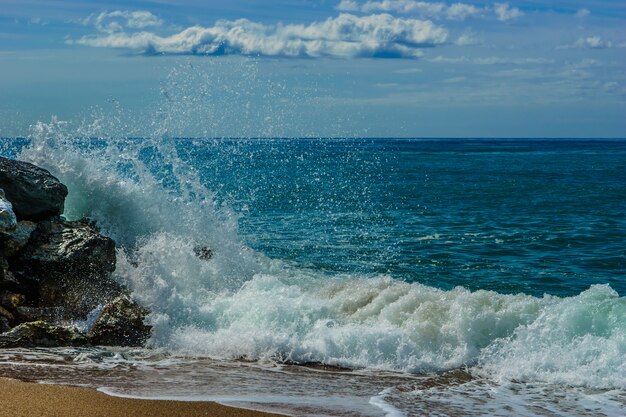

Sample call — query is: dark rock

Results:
[0,220,36,258]
[89,295,151,347]
[0,305,14,320]
[194,245,213,261]
[0,258,19,287]
[0,321,88,348]
[12,218,121,317]
[0,157,68,221]
[0,189,17,232]
[0,316,9,333]
[1,290,25,309]
[15,306,66,323]
[13,218,116,274]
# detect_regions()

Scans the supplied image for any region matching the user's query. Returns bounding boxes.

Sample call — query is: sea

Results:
[0,129,624,416]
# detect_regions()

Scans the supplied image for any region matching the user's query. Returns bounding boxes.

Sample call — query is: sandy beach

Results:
[0,378,285,417]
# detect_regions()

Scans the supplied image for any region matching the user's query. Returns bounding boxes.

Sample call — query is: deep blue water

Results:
[3,138,625,297]
[2,137,625,417]
[175,138,626,297]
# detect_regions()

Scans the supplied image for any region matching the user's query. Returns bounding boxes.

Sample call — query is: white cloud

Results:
[573,36,614,49]
[339,1,481,20]
[493,3,523,21]
[337,1,524,21]
[558,36,626,50]
[446,3,482,21]
[82,10,163,34]
[337,0,361,11]
[581,36,609,48]
[72,13,448,59]
[575,8,590,18]
[455,30,480,46]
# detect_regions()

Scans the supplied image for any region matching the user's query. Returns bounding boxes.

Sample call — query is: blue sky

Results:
[0,0,624,137]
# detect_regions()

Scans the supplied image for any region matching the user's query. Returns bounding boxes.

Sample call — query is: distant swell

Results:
[18,120,626,392]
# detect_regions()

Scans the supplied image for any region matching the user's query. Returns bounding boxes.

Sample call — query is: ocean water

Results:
[0,127,624,416]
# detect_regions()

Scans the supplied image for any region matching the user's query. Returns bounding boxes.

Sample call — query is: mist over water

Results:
[3,61,624,416]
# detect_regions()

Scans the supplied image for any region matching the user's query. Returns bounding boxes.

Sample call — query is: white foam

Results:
[369,388,407,417]
[18,118,626,394]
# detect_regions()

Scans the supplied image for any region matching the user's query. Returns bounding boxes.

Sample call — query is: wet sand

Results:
[0,378,285,417]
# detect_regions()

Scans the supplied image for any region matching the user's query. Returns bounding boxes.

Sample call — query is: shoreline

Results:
[0,378,287,417]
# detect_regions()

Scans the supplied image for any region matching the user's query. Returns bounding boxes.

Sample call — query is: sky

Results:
[0,0,624,138]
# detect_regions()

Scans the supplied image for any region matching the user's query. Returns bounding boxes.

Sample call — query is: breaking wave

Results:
[16,116,625,394]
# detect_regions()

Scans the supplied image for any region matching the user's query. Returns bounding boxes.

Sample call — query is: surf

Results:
[15,116,625,394]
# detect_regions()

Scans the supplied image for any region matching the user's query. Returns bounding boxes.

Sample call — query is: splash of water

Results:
[16,61,626,394]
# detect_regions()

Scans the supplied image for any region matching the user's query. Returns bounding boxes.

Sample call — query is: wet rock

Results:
[0,305,14,320]
[193,245,213,261]
[0,220,36,258]
[0,258,19,287]
[1,290,25,309]
[0,189,17,232]
[15,306,66,324]
[14,218,116,274]
[89,295,151,347]
[0,157,68,221]
[0,316,9,333]
[0,321,88,348]
[12,218,120,317]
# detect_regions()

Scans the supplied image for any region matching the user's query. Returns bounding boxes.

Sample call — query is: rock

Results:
[14,218,116,275]
[89,295,151,347]
[15,306,66,324]
[0,156,68,221]
[0,258,19,287]
[0,305,14,320]
[12,218,121,317]
[0,316,9,333]
[0,220,36,258]
[0,321,88,348]
[0,189,17,232]
[1,290,25,309]
[194,245,213,261]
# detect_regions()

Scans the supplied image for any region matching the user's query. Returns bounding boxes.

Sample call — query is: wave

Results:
[17,118,625,392]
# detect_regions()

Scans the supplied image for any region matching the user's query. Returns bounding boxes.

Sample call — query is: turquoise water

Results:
[175,138,626,296]
[1,134,625,416]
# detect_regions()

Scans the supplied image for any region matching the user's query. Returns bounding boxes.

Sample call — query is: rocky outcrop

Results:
[12,218,120,317]
[0,189,17,232]
[0,220,36,257]
[0,156,67,221]
[89,295,151,347]
[0,156,151,348]
[0,321,88,348]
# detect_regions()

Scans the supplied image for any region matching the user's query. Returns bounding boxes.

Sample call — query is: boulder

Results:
[13,218,116,274]
[0,189,17,232]
[0,316,9,333]
[12,218,121,317]
[0,305,14,320]
[0,258,18,287]
[0,220,36,258]
[1,290,25,309]
[89,295,151,347]
[15,306,66,324]
[0,156,67,221]
[0,321,88,348]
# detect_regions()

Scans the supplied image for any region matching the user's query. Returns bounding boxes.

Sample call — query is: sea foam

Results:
[18,118,626,394]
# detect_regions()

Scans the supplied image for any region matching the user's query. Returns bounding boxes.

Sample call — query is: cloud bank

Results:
[337,1,523,21]
[72,12,448,59]
[82,10,163,33]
